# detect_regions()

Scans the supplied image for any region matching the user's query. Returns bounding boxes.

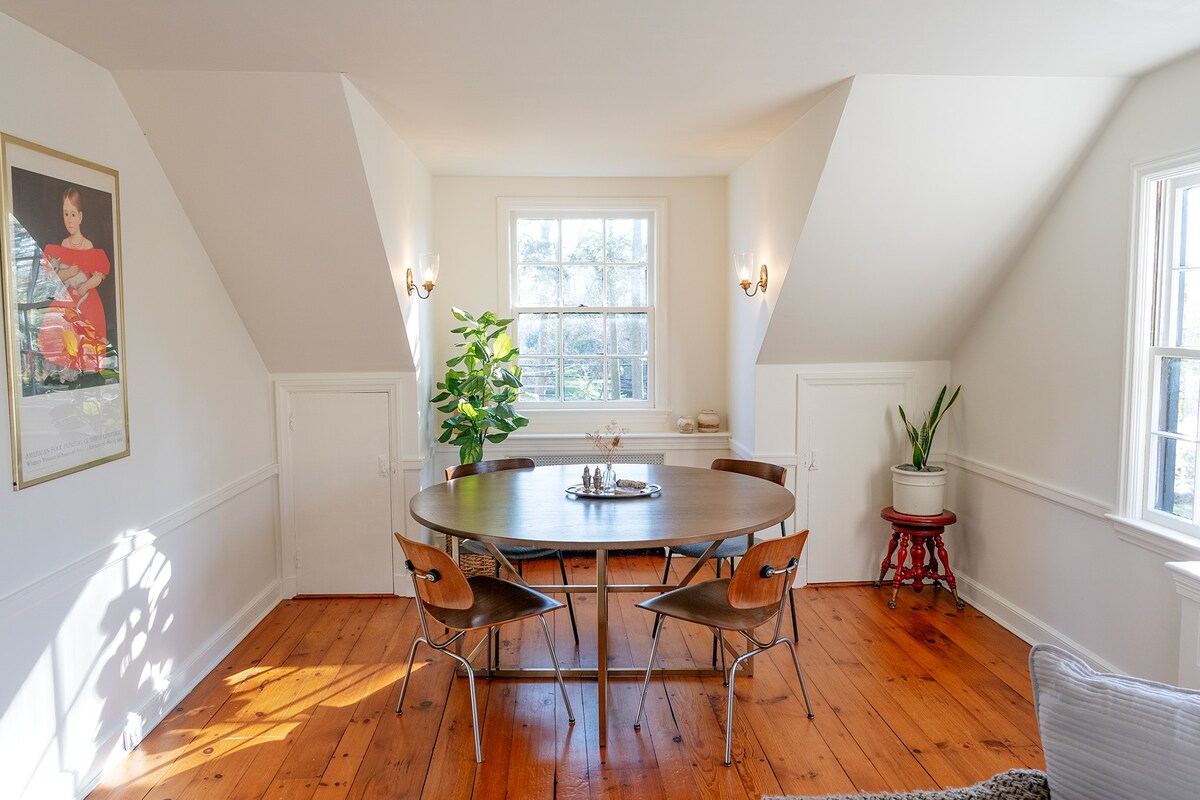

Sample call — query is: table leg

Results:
[875,532,900,587]
[596,547,609,748]
[888,533,910,609]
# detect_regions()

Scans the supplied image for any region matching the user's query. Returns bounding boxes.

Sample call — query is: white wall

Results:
[342,78,436,459]
[432,176,728,434]
[726,83,850,453]
[0,16,279,799]
[949,49,1200,681]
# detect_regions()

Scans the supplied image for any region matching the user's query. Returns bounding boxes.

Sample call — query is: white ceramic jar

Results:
[696,409,720,432]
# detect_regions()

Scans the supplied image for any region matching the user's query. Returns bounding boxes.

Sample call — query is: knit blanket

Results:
[763,770,1050,800]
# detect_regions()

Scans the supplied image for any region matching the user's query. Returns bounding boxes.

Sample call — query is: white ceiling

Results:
[2,0,1200,175]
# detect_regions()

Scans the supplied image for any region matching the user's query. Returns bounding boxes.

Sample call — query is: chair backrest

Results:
[727,530,809,610]
[445,457,536,482]
[394,533,474,609]
[711,458,787,487]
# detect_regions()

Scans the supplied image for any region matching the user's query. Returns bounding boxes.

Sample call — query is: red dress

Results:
[38,244,111,372]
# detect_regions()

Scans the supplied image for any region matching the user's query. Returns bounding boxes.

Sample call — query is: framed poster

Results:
[0,135,128,489]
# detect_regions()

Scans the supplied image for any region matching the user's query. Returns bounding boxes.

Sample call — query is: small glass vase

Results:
[601,463,617,493]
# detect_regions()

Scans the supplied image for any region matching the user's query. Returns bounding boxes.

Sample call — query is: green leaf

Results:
[461,438,484,464]
[492,334,513,360]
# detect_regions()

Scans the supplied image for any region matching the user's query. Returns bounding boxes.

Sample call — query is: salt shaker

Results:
[581,465,591,493]
[592,467,602,493]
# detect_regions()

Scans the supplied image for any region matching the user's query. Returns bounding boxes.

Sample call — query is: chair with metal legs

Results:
[446,458,580,657]
[393,533,575,762]
[634,530,814,766]
[661,459,800,663]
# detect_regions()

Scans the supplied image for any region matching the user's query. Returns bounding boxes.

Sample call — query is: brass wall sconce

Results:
[407,253,439,299]
[734,253,767,297]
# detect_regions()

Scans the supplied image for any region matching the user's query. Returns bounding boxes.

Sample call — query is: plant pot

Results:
[890,465,947,516]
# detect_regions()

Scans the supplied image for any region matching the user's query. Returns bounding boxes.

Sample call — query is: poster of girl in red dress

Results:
[1,135,128,489]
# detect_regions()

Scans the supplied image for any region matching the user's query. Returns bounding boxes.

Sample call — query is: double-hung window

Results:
[501,200,664,409]
[1124,156,1200,537]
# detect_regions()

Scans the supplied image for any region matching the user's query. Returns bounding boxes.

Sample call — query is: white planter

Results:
[890,465,947,516]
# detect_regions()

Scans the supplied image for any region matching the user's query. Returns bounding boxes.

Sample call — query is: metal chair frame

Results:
[395,536,575,763]
[634,533,815,766]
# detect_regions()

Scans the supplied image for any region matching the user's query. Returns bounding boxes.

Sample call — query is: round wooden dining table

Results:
[409,463,796,746]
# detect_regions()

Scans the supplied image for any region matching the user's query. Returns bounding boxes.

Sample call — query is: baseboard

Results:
[76,579,283,800]
[955,570,1121,674]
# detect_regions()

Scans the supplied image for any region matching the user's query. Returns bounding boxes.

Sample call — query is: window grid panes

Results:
[512,213,653,405]
[1149,174,1200,526]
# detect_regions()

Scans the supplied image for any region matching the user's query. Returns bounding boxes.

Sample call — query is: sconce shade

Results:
[420,253,440,285]
[407,253,439,299]
[733,253,767,297]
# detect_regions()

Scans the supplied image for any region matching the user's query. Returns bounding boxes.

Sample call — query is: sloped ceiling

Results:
[757,75,1130,364]
[113,71,415,373]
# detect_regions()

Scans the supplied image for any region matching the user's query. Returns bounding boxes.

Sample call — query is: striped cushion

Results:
[1029,643,1200,800]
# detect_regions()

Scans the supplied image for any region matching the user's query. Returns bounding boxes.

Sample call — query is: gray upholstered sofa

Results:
[766,644,1200,800]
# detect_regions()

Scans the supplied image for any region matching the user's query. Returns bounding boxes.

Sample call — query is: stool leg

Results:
[888,533,911,609]
[927,543,942,590]
[876,532,900,588]
[909,535,928,594]
[933,533,965,609]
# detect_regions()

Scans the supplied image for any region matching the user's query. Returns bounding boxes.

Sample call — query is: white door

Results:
[800,377,907,583]
[290,391,394,594]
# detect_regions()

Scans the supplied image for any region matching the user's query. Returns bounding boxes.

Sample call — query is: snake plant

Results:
[897,384,961,471]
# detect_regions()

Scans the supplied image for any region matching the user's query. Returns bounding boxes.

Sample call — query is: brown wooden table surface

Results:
[409,463,796,746]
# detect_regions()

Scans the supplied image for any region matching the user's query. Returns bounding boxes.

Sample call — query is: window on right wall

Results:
[1123,154,1200,537]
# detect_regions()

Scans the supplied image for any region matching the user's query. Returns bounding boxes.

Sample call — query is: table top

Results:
[410,464,796,550]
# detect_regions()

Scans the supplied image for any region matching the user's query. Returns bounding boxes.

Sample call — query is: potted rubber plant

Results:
[891,384,961,515]
[432,308,530,464]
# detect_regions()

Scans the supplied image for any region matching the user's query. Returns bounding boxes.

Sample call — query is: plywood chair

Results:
[394,533,574,762]
[446,458,579,652]
[633,530,814,766]
[661,458,799,649]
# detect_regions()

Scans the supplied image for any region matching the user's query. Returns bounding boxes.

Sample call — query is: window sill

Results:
[1108,514,1200,560]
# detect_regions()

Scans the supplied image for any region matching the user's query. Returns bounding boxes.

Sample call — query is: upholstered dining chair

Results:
[634,530,814,766]
[394,533,575,762]
[445,458,579,653]
[661,458,798,647]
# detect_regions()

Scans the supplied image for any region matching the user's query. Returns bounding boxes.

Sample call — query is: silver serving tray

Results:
[565,483,662,499]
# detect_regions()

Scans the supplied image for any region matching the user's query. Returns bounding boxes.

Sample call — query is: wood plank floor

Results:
[87,553,1043,800]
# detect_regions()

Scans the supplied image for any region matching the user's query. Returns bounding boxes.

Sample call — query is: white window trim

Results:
[1115,147,1200,550]
[496,196,669,425]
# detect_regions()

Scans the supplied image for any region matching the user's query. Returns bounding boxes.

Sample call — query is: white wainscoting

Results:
[949,453,1188,681]
[0,466,280,800]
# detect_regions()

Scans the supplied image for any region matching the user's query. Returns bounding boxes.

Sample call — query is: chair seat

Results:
[669,536,759,560]
[459,539,558,560]
[424,576,565,632]
[637,578,779,631]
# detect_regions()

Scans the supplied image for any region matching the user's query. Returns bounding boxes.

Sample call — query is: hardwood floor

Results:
[87,553,1043,800]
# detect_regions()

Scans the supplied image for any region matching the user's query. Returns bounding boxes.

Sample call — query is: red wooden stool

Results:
[875,507,964,610]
